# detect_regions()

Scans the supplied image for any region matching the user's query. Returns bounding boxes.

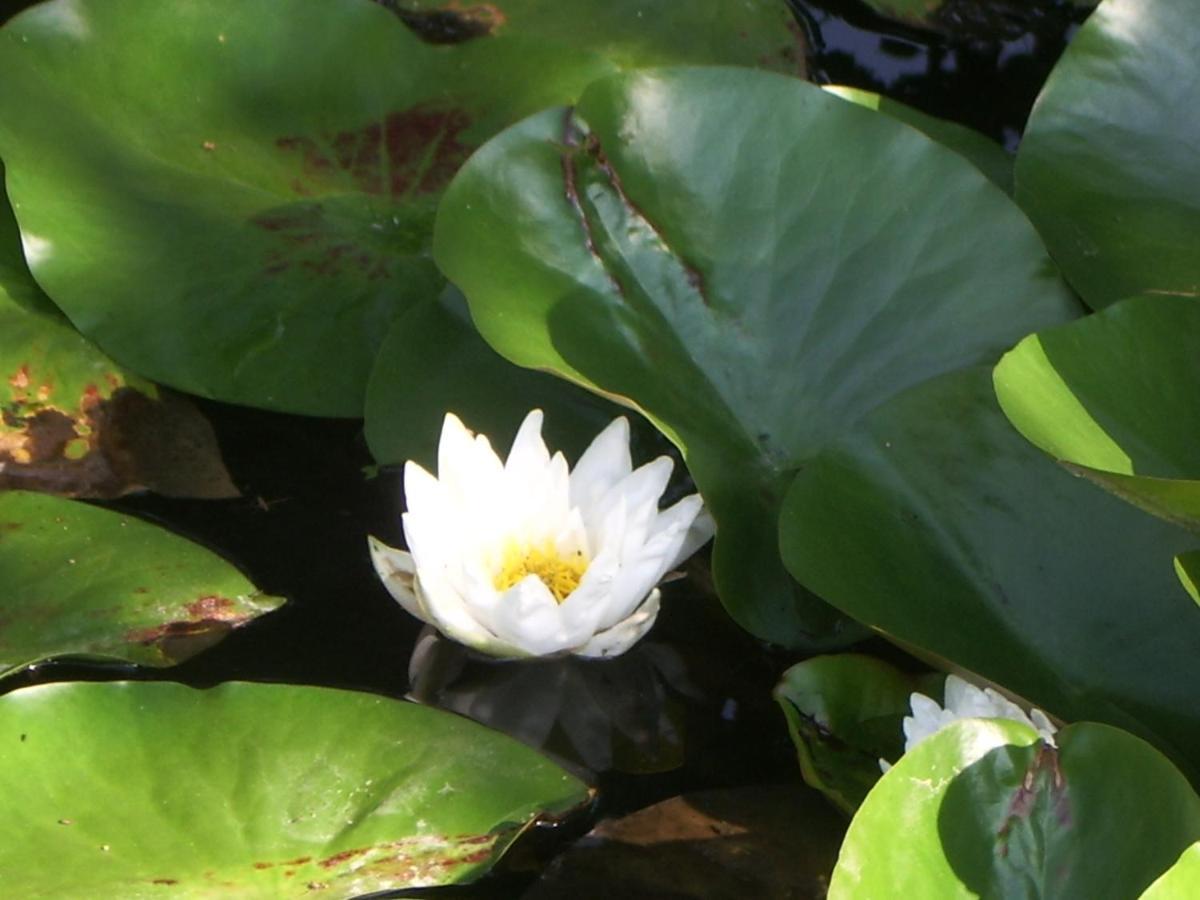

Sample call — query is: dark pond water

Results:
[3,0,1089,895]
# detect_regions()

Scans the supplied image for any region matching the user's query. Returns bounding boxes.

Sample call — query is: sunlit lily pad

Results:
[0,0,802,414]
[994,294,1200,531]
[0,681,590,896]
[780,368,1200,773]
[1015,0,1200,308]
[434,66,1078,647]
[0,491,281,677]
[1142,844,1200,899]
[829,720,1200,899]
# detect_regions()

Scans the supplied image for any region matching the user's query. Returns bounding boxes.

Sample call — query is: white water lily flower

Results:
[880,675,1057,772]
[369,409,714,659]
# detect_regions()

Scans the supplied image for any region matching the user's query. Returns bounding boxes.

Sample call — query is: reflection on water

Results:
[408,627,700,779]
[789,0,1091,148]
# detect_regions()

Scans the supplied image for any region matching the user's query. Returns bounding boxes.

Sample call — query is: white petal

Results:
[575,589,661,658]
[667,501,715,569]
[403,461,449,519]
[436,414,504,507]
[903,692,947,750]
[593,549,671,633]
[505,409,550,481]
[414,567,527,658]
[570,416,632,509]
[941,675,980,715]
[1030,709,1059,745]
[558,547,621,636]
[583,457,672,548]
[615,456,674,518]
[490,576,574,656]
[591,499,703,632]
[367,537,424,620]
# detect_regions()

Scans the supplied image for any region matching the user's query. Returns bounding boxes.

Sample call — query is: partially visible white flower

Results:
[880,675,1057,772]
[369,409,714,660]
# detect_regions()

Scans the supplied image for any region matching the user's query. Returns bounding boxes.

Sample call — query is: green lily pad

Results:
[0,680,590,896]
[1142,844,1200,899]
[823,86,1013,193]
[1015,0,1200,309]
[1,169,235,499]
[829,720,1200,899]
[780,368,1200,773]
[1176,552,1200,606]
[774,654,940,814]
[0,491,281,677]
[364,286,623,469]
[433,66,1079,647]
[0,0,802,415]
[994,294,1200,531]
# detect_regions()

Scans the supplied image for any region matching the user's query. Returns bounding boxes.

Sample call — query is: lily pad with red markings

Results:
[0,681,590,897]
[0,0,803,415]
[433,67,1078,647]
[0,491,281,678]
[829,720,1200,899]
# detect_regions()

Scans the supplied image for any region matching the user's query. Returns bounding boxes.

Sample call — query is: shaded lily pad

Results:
[433,66,1079,647]
[1015,0,1200,309]
[775,654,940,814]
[364,286,623,469]
[0,0,803,415]
[829,720,1200,899]
[780,368,1200,774]
[0,491,281,677]
[0,680,590,896]
[823,86,1012,193]
[994,294,1200,531]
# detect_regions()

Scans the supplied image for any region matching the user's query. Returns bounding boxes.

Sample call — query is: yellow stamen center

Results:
[494,541,588,603]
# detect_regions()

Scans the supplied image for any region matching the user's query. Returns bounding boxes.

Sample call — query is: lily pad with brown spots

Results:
[0,0,805,415]
[0,491,281,678]
[0,681,590,896]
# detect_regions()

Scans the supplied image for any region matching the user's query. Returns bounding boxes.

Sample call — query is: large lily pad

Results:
[433,66,1079,647]
[0,681,589,897]
[829,720,1200,898]
[994,294,1200,531]
[0,0,802,415]
[823,86,1013,193]
[780,368,1200,773]
[1015,0,1200,309]
[0,490,281,677]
